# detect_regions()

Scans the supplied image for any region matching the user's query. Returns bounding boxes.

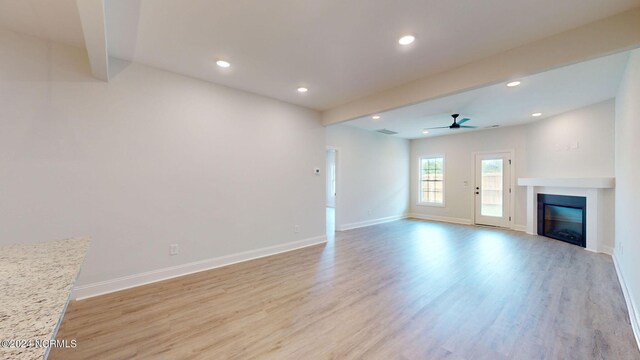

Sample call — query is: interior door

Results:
[475,152,511,227]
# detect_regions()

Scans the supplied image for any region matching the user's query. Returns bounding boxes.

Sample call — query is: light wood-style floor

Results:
[51,219,639,359]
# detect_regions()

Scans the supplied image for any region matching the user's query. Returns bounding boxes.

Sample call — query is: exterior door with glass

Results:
[474,152,511,227]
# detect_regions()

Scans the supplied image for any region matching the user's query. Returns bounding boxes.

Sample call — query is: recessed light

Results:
[297,87,308,93]
[216,60,231,68]
[372,115,381,120]
[398,35,415,45]
[506,81,521,87]
[532,112,542,117]
[422,129,429,134]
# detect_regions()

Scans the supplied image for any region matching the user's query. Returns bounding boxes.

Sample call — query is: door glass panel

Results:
[481,159,503,217]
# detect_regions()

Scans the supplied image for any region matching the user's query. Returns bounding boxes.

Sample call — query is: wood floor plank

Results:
[50,219,640,359]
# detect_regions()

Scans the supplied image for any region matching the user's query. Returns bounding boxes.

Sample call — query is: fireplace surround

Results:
[518,177,614,254]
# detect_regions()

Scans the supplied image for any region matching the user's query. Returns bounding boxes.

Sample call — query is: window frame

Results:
[417,154,446,207]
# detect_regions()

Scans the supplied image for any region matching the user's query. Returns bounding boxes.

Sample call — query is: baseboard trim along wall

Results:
[408,213,473,226]
[613,253,640,351]
[337,214,409,231]
[410,214,528,233]
[72,235,327,300]
[601,246,614,256]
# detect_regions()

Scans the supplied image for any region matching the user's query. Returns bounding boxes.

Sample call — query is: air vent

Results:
[376,129,398,135]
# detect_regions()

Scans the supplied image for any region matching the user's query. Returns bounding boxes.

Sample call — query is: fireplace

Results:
[537,194,586,247]
[519,177,614,253]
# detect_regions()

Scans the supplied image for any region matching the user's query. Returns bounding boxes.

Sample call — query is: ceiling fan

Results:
[425,114,498,130]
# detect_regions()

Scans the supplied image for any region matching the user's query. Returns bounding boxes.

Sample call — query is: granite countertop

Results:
[0,238,90,360]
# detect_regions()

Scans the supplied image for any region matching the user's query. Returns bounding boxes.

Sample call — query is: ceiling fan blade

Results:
[425,126,451,130]
[459,126,478,128]
[457,118,470,125]
[484,125,500,128]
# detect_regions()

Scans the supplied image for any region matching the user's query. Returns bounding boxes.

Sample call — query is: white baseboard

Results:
[337,214,408,231]
[72,235,327,300]
[613,252,640,352]
[601,245,614,255]
[409,214,530,233]
[408,213,473,226]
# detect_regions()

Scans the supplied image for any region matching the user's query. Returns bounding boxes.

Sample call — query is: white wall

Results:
[410,100,615,232]
[615,49,640,338]
[526,101,615,177]
[0,29,326,291]
[326,125,410,230]
[411,124,528,226]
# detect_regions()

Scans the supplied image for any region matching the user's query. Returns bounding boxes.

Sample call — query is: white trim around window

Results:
[417,154,445,207]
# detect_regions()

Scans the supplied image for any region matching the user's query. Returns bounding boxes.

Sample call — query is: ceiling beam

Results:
[321,7,640,126]
[77,0,109,81]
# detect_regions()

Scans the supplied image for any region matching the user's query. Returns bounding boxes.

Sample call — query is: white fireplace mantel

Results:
[518,177,615,254]
[517,177,615,189]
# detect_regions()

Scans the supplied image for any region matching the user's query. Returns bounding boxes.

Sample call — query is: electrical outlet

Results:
[294,225,300,233]
[170,244,179,256]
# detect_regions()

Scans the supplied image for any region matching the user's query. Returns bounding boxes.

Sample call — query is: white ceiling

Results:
[0,0,85,47]
[344,51,630,139]
[0,0,638,111]
[103,0,640,110]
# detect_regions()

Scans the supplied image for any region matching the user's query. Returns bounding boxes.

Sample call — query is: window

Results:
[419,156,444,206]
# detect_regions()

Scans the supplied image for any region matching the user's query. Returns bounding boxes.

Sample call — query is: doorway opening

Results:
[326,148,337,237]
[474,151,513,228]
